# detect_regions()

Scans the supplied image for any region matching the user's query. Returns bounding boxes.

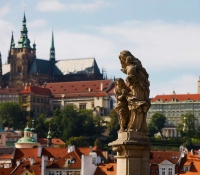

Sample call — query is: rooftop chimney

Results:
[38,146,42,158]
[100,82,103,91]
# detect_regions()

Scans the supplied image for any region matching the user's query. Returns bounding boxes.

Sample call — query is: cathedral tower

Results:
[49,31,55,62]
[9,12,36,88]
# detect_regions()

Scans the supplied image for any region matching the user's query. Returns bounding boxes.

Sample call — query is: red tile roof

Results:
[44,80,114,98]
[37,138,65,145]
[11,161,41,175]
[48,150,82,169]
[13,148,68,166]
[0,87,22,94]
[152,94,200,102]
[150,151,180,164]
[179,151,200,175]
[94,163,116,175]
[19,85,51,96]
[0,167,13,175]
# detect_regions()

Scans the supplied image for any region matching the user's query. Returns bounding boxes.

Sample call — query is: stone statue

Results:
[115,50,151,134]
[114,78,130,132]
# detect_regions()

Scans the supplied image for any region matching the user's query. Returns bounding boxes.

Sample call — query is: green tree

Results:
[147,122,158,137]
[78,109,96,136]
[177,113,196,146]
[108,109,119,139]
[35,114,48,138]
[66,136,89,147]
[0,102,26,129]
[148,112,166,138]
[94,115,107,137]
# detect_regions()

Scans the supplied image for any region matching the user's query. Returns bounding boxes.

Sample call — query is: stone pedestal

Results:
[108,131,151,175]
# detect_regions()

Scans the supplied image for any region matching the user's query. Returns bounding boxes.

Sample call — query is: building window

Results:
[22,96,27,102]
[110,100,113,109]
[91,102,94,108]
[150,169,153,173]
[56,171,62,175]
[79,104,86,110]
[53,106,60,111]
[168,168,172,175]
[156,169,159,173]
[49,171,54,175]
[66,172,72,175]
[184,166,189,172]
[162,168,165,175]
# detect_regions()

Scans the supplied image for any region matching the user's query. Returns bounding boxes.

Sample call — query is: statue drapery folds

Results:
[114,50,151,134]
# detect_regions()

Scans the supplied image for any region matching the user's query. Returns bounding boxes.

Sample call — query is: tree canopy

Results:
[108,109,119,140]
[0,102,27,130]
[177,113,196,146]
[148,112,166,138]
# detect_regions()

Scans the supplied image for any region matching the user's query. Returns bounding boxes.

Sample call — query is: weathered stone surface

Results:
[109,50,151,175]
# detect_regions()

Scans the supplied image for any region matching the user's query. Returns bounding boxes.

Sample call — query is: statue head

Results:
[115,78,126,89]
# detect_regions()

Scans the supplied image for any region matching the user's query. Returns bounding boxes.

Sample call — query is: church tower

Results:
[49,31,56,62]
[7,32,14,64]
[9,12,36,88]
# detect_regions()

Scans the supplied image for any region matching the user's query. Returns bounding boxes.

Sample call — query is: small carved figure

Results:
[114,78,130,132]
[115,50,151,134]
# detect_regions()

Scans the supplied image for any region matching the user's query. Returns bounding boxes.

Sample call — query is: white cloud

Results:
[36,0,112,12]
[65,0,112,12]
[98,21,200,70]
[0,4,10,18]
[150,74,198,98]
[28,19,48,28]
[37,0,65,12]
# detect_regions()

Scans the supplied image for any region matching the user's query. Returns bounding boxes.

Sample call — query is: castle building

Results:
[1,12,103,88]
[147,92,200,137]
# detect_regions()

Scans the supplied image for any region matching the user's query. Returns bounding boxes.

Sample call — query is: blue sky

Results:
[0,0,200,97]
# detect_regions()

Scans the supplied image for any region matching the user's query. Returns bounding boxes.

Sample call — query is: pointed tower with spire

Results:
[7,32,14,64]
[49,31,55,62]
[47,123,52,147]
[9,11,36,88]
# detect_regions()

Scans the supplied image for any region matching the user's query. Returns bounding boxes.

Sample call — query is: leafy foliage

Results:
[66,136,89,147]
[35,114,49,138]
[0,102,27,130]
[177,113,196,146]
[148,112,166,138]
[108,109,119,139]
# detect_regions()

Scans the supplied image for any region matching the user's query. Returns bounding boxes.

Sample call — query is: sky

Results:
[0,0,200,98]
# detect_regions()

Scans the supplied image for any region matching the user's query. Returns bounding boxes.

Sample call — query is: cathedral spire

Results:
[17,11,31,48]
[49,31,55,62]
[7,31,14,63]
